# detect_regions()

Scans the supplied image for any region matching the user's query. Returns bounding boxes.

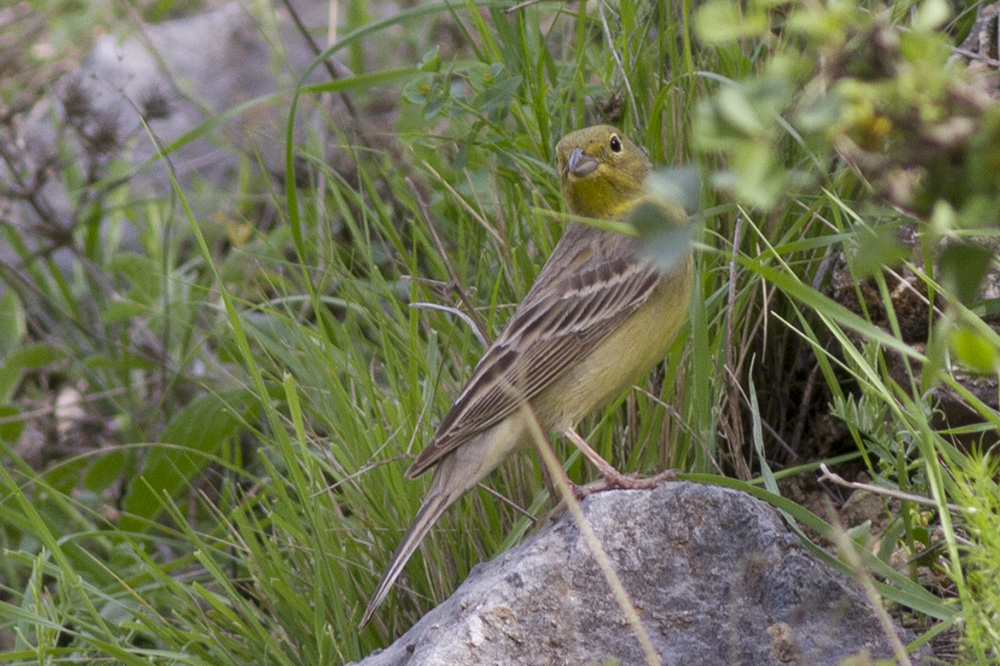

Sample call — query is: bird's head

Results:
[556,125,651,219]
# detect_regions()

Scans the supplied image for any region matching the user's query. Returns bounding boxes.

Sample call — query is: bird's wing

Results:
[406,246,660,478]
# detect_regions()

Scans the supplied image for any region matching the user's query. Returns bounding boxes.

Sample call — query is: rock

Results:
[49,2,331,197]
[3,1,335,277]
[356,482,931,666]
[951,1,1000,99]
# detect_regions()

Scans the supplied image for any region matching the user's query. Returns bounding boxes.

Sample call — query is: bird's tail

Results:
[360,487,454,627]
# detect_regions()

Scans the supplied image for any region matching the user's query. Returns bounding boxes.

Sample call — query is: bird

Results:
[361,124,694,627]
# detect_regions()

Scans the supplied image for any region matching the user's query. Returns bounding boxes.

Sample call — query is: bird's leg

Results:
[562,426,631,484]
[562,426,676,495]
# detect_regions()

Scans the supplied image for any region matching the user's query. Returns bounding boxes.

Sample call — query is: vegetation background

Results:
[1,0,998,663]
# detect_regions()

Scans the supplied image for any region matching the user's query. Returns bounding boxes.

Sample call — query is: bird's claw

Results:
[574,468,676,497]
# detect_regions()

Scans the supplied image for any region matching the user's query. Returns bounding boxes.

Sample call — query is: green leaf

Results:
[84,450,128,496]
[419,46,441,72]
[472,74,522,114]
[695,1,769,44]
[121,389,254,532]
[939,242,992,305]
[0,290,26,361]
[911,0,950,32]
[732,143,785,209]
[0,344,56,403]
[0,404,24,443]
[714,86,766,138]
[850,226,910,279]
[950,324,999,374]
[108,253,161,305]
[402,71,452,119]
[6,343,58,370]
[644,167,701,215]
[102,299,150,323]
[632,168,700,271]
[301,67,419,96]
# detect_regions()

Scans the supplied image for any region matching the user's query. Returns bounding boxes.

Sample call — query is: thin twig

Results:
[504,0,554,14]
[480,484,536,521]
[595,0,640,129]
[818,464,973,515]
[789,359,820,454]
[520,403,663,666]
[725,215,752,479]
[277,0,358,118]
[409,301,490,349]
[886,265,945,319]
[826,503,915,666]
[724,365,798,460]
[950,46,1000,68]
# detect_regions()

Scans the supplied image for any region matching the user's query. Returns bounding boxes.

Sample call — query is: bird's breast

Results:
[533,254,693,430]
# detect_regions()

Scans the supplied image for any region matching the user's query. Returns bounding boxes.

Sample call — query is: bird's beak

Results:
[567,147,599,178]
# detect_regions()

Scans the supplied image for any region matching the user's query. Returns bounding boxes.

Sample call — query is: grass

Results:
[1,0,998,663]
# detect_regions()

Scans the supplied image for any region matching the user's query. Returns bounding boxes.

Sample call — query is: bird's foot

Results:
[547,469,675,519]
[572,467,676,498]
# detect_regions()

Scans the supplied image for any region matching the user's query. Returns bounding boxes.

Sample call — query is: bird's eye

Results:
[609,134,622,153]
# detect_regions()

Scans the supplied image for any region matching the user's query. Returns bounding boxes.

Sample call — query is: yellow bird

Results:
[361,125,694,626]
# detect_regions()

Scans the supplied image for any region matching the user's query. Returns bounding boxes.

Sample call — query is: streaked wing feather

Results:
[408,255,659,477]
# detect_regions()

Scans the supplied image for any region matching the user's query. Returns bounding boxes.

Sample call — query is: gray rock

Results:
[357,482,930,666]
[1,2,301,276]
[2,1,359,292]
[50,2,329,197]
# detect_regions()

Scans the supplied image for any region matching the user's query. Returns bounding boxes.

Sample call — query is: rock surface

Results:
[4,1,332,276]
[46,1,329,197]
[356,482,930,666]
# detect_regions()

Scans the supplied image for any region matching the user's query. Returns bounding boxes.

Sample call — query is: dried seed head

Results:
[61,77,90,123]
[139,84,172,121]
[88,112,121,155]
